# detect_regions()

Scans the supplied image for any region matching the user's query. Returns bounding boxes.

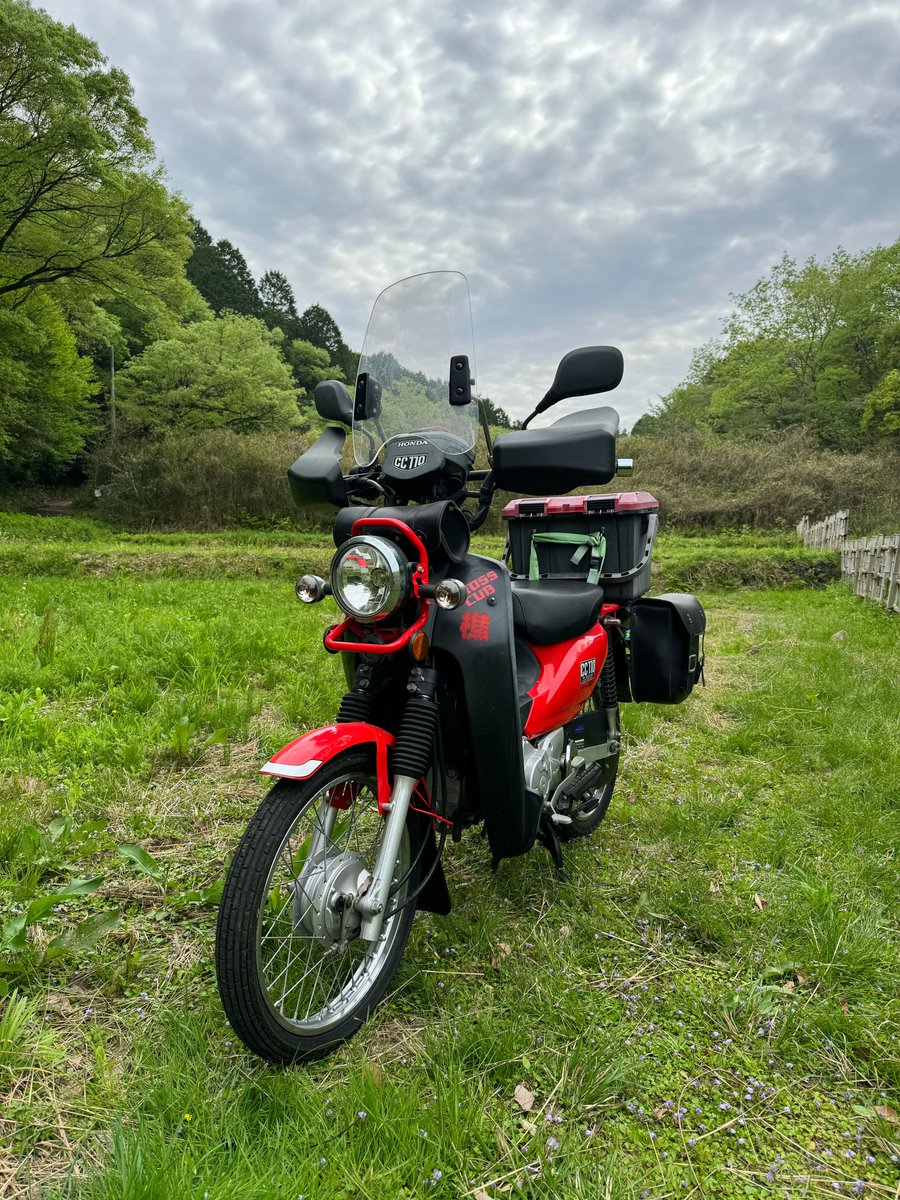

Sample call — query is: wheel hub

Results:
[292,851,368,947]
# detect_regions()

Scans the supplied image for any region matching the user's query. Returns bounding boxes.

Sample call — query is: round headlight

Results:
[330,536,409,623]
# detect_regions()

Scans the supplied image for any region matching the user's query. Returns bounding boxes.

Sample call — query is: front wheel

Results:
[215,749,424,1065]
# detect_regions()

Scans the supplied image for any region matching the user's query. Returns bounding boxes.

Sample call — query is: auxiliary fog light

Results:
[433,579,467,610]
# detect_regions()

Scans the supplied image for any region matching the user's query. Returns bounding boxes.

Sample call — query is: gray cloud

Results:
[41,0,900,425]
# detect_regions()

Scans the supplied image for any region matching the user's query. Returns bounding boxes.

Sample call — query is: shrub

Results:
[92,429,327,530]
[608,430,900,533]
[87,426,900,534]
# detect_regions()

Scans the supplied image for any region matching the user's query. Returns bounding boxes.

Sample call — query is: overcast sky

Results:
[42,0,900,426]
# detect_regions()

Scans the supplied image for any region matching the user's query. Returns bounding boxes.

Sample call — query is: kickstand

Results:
[537,821,567,881]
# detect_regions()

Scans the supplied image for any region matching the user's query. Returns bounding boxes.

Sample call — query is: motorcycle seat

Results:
[510,579,604,646]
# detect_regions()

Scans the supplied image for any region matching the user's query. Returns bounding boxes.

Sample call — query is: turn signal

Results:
[296,574,329,603]
[433,579,466,610]
[410,631,430,662]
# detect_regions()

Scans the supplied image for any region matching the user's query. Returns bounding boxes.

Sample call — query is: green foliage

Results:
[283,337,342,399]
[185,223,261,317]
[0,292,95,480]
[258,267,299,334]
[296,302,344,357]
[652,534,839,591]
[297,302,357,381]
[642,242,900,451]
[863,368,900,438]
[0,991,64,1080]
[0,0,203,483]
[479,395,518,429]
[91,428,322,529]
[115,314,299,435]
[118,844,162,882]
[0,0,192,304]
[611,430,900,531]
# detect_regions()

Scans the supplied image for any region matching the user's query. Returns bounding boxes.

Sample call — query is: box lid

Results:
[501,491,659,519]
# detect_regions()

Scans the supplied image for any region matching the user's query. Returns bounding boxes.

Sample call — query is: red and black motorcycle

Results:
[215,272,705,1064]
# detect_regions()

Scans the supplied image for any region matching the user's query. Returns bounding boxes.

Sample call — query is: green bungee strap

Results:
[528,530,607,585]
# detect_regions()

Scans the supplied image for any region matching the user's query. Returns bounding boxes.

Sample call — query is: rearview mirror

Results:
[548,346,623,404]
[524,346,624,426]
[314,380,353,425]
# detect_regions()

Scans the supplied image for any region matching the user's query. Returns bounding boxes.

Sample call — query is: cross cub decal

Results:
[465,569,498,606]
[580,658,596,684]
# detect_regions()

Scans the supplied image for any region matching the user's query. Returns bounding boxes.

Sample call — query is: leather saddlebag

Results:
[629,593,706,704]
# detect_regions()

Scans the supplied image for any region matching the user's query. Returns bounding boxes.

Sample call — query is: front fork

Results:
[354,665,440,942]
[357,774,418,940]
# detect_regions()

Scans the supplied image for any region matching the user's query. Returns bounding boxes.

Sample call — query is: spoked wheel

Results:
[215,749,424,1065]
[558,698,620,842]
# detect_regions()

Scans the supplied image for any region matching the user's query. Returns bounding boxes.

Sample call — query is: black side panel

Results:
[287,426,348,510]
[429,555,539,860]
[629,593,706,704]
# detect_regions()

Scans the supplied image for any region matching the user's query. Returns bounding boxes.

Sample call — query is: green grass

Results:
[0,529,898,1198]
[651,531,840,592]
[1,515,838,594]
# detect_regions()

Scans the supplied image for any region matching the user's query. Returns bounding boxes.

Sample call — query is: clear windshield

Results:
[352,271,478,466]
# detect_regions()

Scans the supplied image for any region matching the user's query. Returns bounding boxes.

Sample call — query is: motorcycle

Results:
[215,272,706,1065]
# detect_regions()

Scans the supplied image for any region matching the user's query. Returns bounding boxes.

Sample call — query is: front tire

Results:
[215,749,423,1065]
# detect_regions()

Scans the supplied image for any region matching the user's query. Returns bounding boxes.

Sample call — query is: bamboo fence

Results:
[796,511,849,549]
[798,510,900,613]
[841,534,900,614]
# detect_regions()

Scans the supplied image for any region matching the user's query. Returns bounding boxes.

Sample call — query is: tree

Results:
[185,224,261,317]
[297,303,343,356]
[115,314,299,435]
[297,302,357,380]
[478,396,517,429]
[0,291,95,479]
[0,1,193,304]
[259,269,297,322]
[863,370,900,440]
[283,338,342,400]
[648,242,900,450]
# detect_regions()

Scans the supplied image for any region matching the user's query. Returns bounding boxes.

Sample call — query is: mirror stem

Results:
[521,391,556,429]
[478,398,494,465]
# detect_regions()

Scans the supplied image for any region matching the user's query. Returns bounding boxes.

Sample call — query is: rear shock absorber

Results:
[598,650,618,710]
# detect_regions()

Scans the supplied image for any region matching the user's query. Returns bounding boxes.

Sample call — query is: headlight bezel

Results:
[330,535,410,624]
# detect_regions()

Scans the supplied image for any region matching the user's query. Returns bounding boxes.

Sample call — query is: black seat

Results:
[510,579,604,646]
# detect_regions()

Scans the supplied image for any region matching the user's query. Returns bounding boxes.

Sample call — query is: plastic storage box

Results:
[502,491,659,601]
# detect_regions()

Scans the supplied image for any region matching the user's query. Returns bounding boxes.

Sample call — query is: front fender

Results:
[261,721,394,809]
[260,721,451,916]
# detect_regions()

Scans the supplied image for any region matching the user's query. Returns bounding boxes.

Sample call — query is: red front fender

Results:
[260,722,395,808]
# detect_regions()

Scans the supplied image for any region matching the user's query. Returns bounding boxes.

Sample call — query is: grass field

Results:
[0,521,898,1199]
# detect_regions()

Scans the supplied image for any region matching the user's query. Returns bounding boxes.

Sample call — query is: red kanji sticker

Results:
[460,610,491,641]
